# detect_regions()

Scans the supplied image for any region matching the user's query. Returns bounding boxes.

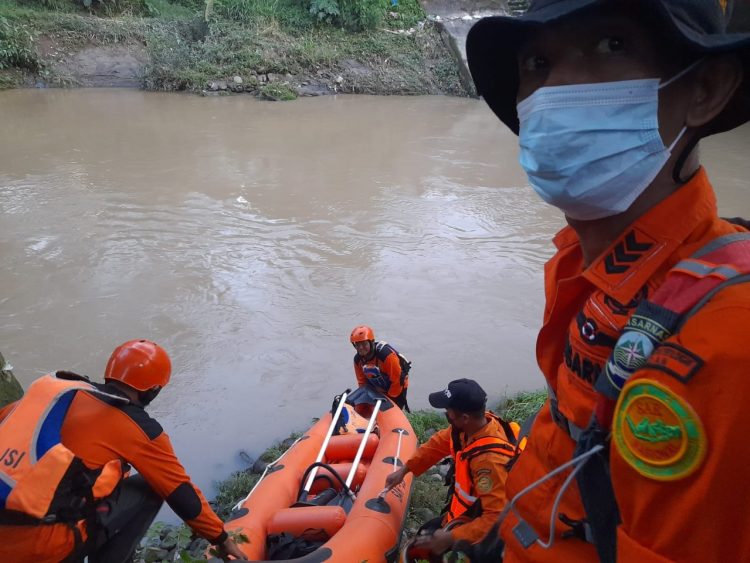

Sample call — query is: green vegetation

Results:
[0,15,40,71]
[0,351,24,407]
[497,389,546,422]
[259,81,297,100]
[406,409,445,443]
[0,0,468,96]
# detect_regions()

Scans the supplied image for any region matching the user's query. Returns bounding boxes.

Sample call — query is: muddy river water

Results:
[1,89,749,501]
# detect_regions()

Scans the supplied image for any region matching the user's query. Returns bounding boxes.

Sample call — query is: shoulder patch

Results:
[613,380,706,481]
[476,475,493,494]
[644,343,704,383]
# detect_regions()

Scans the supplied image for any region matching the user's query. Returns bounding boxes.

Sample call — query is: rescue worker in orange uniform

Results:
[464,0,750,561]
[384,379,516,559]
[350,325,411,410]
[0,340,247,563]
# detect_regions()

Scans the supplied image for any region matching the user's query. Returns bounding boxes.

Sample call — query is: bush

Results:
[306,0,386,31]
[259,81,297,100]
[339,0,384,30]
[308,0,337,23]
[0,16,39,70]
[215,0,313,29]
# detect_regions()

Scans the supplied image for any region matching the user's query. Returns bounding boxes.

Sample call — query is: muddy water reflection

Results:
[1,90,748,497]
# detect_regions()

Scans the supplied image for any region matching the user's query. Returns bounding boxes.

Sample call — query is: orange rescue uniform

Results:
[0,386,227,562]
[406,414,511,544]
[353,342,407,400]
[501,168,750,562]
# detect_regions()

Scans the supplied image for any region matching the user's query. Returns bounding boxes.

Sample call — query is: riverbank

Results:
[0,0,471,97]
[136,390,546,563]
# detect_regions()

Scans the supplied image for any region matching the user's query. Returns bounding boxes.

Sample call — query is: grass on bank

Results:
[0,0,468,95]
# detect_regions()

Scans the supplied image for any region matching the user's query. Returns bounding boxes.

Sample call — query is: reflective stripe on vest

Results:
[447,423,517,522]
[0,374,127,521]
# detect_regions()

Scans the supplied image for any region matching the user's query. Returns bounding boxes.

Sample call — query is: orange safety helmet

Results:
[350,325,375,345]
[104,339,172,392]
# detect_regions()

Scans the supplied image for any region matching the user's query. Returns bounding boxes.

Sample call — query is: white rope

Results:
[484,444,605,551]
[232,435,304,511]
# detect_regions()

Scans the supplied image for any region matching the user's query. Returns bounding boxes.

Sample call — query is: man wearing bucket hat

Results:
[465,1,750,562]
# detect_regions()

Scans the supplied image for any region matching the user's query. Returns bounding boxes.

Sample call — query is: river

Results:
[1,89,748,501]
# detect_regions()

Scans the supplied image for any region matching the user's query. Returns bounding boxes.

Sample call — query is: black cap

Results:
[466,0,750,138]
[429,379,487,413]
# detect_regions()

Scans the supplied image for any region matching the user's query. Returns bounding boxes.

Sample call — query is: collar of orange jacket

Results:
[550,167,717,304]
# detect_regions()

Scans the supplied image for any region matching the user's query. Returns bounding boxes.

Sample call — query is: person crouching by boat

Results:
[0,340,247,563]
[350,325,412,411]
[383,378,520,561]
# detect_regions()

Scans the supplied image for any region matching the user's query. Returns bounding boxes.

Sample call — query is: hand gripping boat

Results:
[226,387,418,562]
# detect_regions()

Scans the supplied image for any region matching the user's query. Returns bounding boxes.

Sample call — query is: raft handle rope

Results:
[474,444,604,554]
[299,391,350,502]
[345,399,383,496]
[233,434,305,511]
[529,444,603,549]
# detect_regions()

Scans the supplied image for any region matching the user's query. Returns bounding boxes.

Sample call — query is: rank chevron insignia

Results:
[604,231,653,274]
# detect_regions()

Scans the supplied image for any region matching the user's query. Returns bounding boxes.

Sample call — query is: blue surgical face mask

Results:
[516,62,700,221]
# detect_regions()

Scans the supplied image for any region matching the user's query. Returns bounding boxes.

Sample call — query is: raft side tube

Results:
[324,433,379,461]
[267,505,347,539]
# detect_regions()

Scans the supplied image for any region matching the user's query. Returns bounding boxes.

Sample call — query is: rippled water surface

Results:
[1,89,748,497]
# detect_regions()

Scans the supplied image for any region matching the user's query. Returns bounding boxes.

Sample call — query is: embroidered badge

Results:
[476,475,493,494]
[605,313,671,390]
[644,343,704,384]
[614,380,706,481]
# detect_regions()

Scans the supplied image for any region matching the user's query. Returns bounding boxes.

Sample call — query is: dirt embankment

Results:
[36,34,148,87]
[5,8,470,98]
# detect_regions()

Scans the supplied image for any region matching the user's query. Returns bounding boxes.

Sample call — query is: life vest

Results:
[334,404,371,435]
[0,372,129,528]
[355,341,412,390]
[563,232,750,563]
[446,413,522,522]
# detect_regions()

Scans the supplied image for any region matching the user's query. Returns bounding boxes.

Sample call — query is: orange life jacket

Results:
[0,372,128,526]
[447,414,522,522]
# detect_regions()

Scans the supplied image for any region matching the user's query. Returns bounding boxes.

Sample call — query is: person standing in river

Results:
[350,324,412,410]
[464,0,750,561]
[0,340,246,563]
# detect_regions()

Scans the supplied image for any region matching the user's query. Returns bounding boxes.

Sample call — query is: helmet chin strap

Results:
[139,386,162,406]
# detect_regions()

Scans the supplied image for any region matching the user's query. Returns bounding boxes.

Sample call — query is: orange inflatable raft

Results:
[226,387,418,562]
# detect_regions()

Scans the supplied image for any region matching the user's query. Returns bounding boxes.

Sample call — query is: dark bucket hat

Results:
[466,0,750,137]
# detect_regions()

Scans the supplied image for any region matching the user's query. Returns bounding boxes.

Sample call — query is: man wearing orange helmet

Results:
[0,339,246,563]
[350,325,411,410]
